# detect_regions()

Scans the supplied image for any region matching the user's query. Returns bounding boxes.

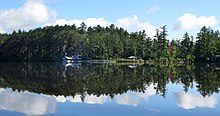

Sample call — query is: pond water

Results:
[0,62,220,116]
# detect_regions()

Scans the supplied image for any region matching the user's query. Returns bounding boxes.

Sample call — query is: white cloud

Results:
[116,15,157,38]
[0,0,158,38]
[147,6,161,14]
[0,0,56,33]
[0,88,56,115]
[117,15,139,27]
[174,13,218,30]
[174,92,217,109]
[47,18,111,27]
[0,27,5,33]
[47,15,157,38]
[138,22,158,37]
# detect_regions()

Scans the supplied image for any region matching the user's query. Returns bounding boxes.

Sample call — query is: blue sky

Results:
[0,0,219,39]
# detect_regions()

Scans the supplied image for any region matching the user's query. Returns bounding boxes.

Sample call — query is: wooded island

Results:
[0,22,219,62]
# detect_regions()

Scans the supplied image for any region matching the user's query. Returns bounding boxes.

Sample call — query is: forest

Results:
[0,22,220,62]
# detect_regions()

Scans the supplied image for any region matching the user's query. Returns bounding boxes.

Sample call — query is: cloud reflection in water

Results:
[174,92,217,109]
[0,84,156,115]
[53,84,156,106]
[114,84,156,106]
[0,88,56,115]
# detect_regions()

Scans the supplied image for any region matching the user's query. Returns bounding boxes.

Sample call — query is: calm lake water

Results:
[0,62,220,116]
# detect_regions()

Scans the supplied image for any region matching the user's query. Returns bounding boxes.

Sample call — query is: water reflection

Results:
[0,88,56,115]
[174,92,217,109]
[63,62,82,70]
[0,63,220,98]
[114,84,156,106]
[51,84,156,106]
[53,84,156,106]
[54,94,110,104]
[0,62,220,115]
[0,86,157,115]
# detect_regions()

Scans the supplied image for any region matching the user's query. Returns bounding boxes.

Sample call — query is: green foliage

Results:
[195,26,220,62]
[153,26,169,61]
[0,24,220,62]
[179,32,195,63]
[0,23,151,61]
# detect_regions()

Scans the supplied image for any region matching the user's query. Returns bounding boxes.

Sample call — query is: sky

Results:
[0,0,219,40]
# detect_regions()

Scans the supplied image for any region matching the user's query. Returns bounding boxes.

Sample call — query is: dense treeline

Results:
[0,23,220,62]
[0,62,220,98]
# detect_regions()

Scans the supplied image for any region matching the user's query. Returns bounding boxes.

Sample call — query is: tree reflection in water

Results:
[0,62,220,100]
